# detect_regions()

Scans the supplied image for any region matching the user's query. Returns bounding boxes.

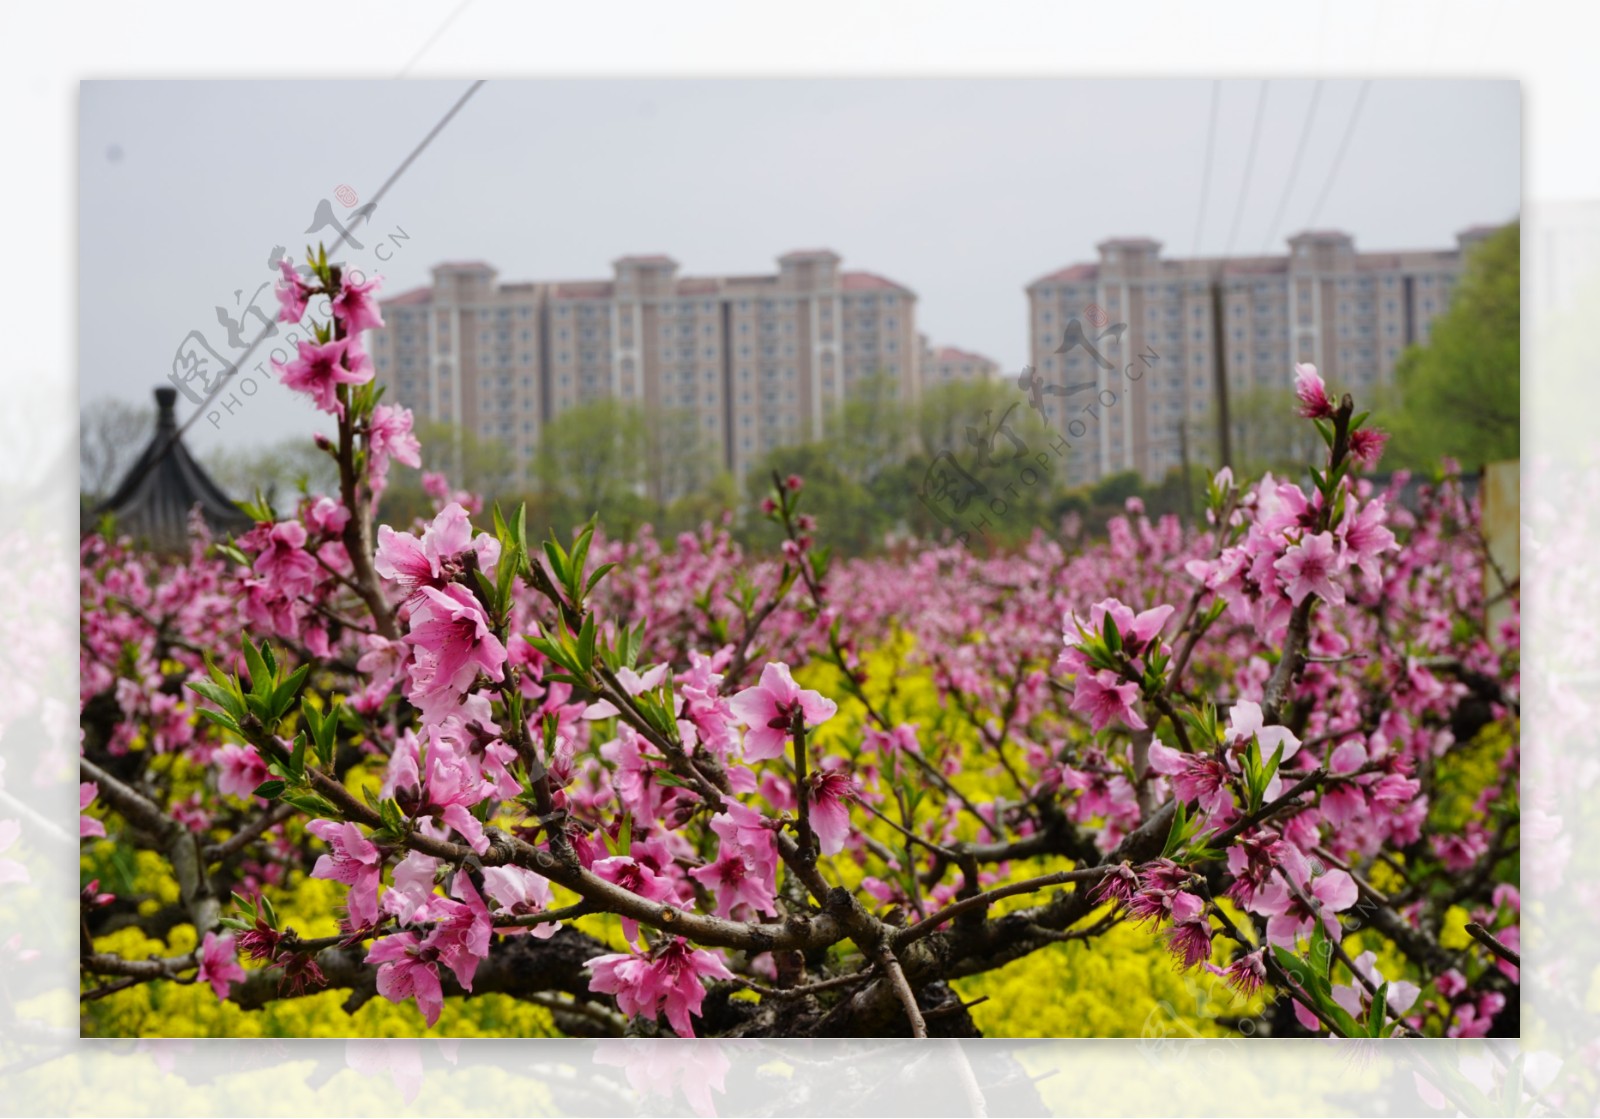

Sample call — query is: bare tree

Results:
[201,437,342,507]
[80,398,152,501]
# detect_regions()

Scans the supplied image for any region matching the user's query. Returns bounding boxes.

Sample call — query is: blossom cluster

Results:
[76,261,1519,1041]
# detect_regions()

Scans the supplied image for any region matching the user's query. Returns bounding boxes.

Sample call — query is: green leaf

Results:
[1271,943,1312,990]
[301,699,332,767]
[1243,734,1263,801]
[188,679,245,723]
[213,541,252,568]
[1269,943,1353,1035]
[253,779,286,800]
[1368,982,1389,1037]
[570,523,595,601]
[577,615,597,674]
[238,492,277,524]
[543,536,570,590]
[271,664,311,723]
[473,569,500,615]
[584,562,618,598]
[205,652,233,690]
[1181,705,1217,749]
[613,813,633,857]
[240,638,271,699]
[380,799,405,833]
[1308,919,1335,980]
[812,545,833,582]
[526,630,580,678]
[1103,613,1122,655]
[1262,741,1285,792]
[1323,999,1362,1038]
[196,708,243,736]
[1161,800,1189,858]
[281,792,339,818]
[496,544,519,612]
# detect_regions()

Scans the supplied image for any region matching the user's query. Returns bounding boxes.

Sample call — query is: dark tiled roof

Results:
[94,388,252,551]
[551,281,615,299]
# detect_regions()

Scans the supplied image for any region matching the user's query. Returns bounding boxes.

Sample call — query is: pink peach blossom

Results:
[728,662,838,762]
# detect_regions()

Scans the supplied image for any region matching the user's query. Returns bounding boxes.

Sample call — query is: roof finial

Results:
[154,386,179,430]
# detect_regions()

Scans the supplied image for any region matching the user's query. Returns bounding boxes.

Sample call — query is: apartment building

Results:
[368,252,932,488]
[1025,226,1502,486]
[917,337,1002,385]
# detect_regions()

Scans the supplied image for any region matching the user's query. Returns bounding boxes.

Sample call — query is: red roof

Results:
[930,346,996,367]
[841,271,910,293]
[1028,262,1099,288]
[675,278,721,295]
[383,286,433,306]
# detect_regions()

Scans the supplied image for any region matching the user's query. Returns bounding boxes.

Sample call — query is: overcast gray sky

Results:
[79,78,1519,456]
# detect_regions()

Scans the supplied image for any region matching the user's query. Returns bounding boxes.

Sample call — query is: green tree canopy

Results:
[1381,222,1520,469]
[376,420,516,527]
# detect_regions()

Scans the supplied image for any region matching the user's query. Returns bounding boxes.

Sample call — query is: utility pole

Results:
[1209,266,1233,470]
[1177,416,1196,523]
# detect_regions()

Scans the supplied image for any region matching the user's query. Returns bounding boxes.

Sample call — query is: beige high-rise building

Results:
[368,252,927,492]
[917,337,1002,385]
[1025,226,1503,486]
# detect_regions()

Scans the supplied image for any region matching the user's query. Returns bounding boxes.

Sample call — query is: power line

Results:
[1206,80,1270,473]
[1260,80,1324,252]
[1190,81,1222,255]
[1221,79,1271,259]
[399,0,476,76]
[1304,80,1371,230]
[131,79,488,493]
